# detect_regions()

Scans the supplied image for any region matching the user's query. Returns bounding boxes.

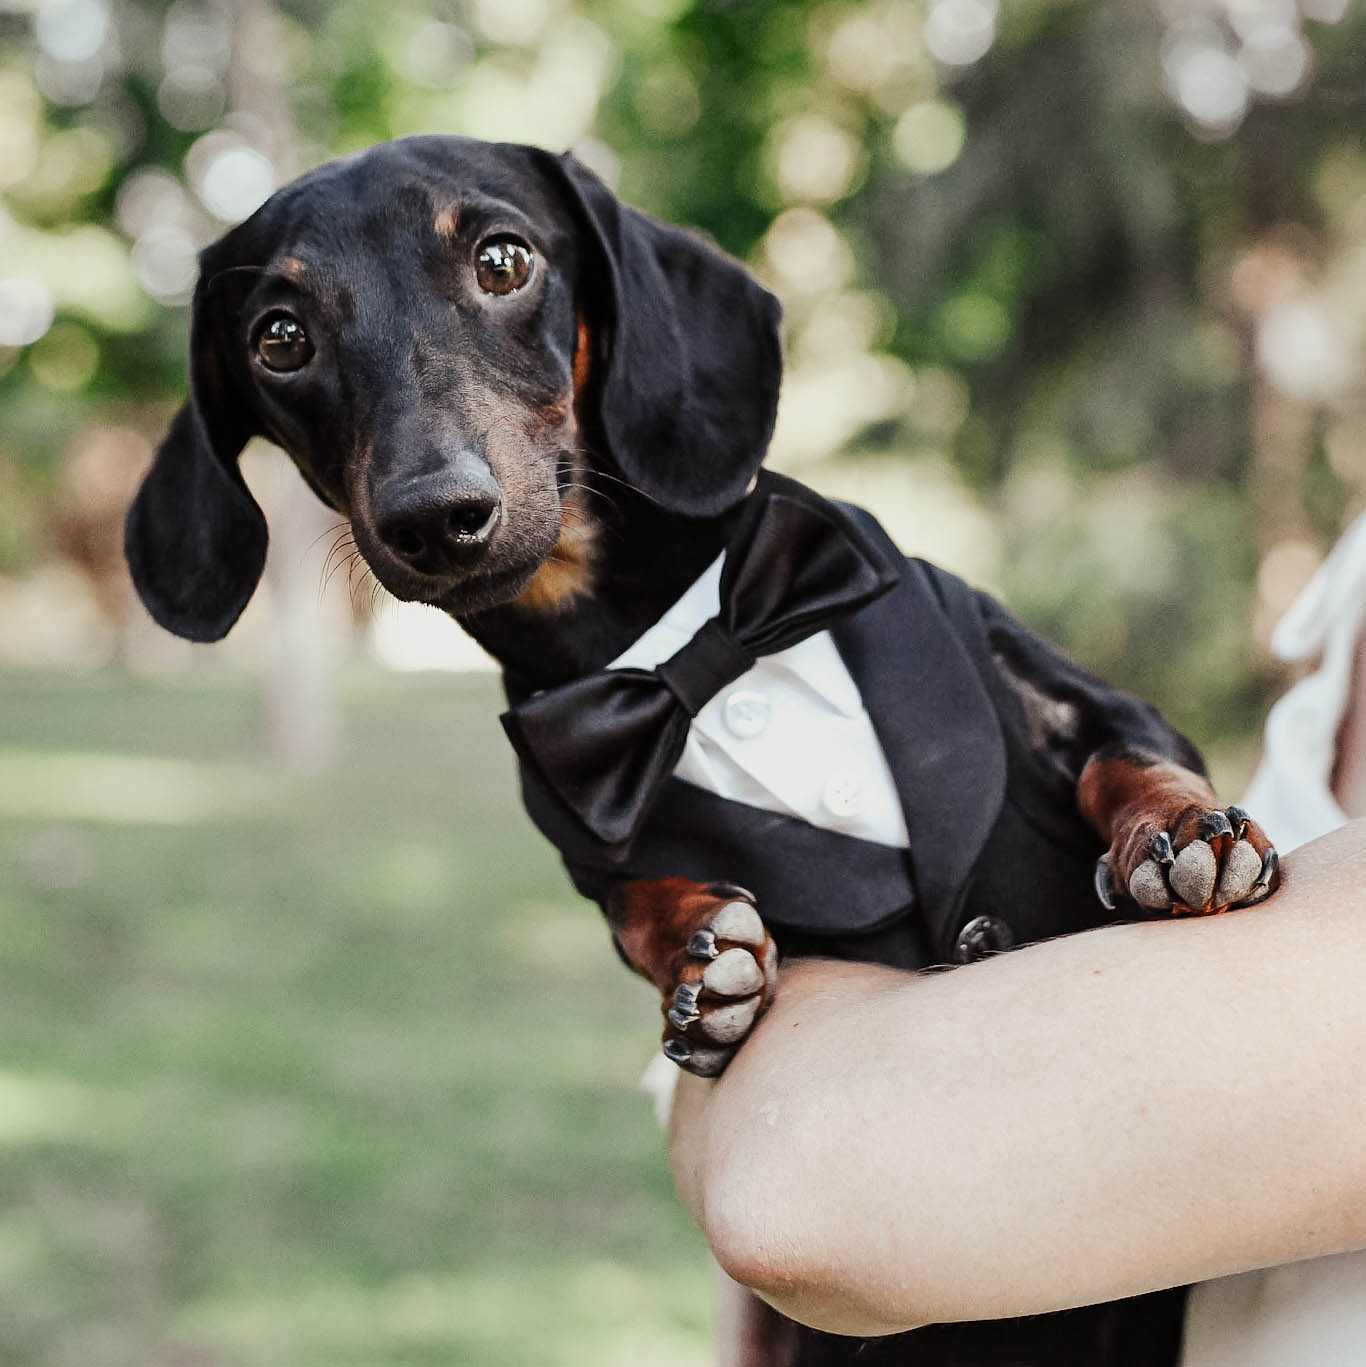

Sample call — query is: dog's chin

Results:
[360,552,543,617]
[434,562,543,616]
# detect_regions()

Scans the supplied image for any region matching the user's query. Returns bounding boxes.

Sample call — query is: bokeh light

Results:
[35,0,109,63]
[892,99,966,175]
[186,130,275,223]
[0,275,54,346]
[924,0,997,67]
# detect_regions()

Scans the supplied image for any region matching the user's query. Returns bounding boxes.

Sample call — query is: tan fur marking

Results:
[277,256,308,283]
[512,500,598,611]
[434,206,460,238]
[572,315,592,413]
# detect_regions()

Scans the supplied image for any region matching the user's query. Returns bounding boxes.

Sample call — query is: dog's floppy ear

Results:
[124,264,267,643]
[548,153,783,517]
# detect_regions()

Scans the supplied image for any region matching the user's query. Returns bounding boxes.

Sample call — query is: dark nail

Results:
[1252,846,1278,894]
[1149,831,1175,866]
[1094,858,1117,912]
[688,929,718,959]
[662,1037,692,1066]
[1199,810,1234,842]
[667,981,701,1029]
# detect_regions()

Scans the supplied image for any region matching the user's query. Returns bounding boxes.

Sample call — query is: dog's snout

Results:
[376,452,502,576]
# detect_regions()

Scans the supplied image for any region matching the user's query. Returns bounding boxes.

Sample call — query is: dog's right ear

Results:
[124,266,267,643]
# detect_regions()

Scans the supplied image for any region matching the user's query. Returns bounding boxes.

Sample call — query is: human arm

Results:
[668,820,1366,1337]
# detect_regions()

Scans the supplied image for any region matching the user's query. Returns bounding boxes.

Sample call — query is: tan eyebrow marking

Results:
[434,206,461,238]
[276,256,309,283]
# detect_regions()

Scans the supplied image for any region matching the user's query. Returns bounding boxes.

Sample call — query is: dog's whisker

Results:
[559,477,621,520]
[308,519,352,557]
[319,529,355,584]
[318,544,348,595]
[367,577,387,617]
[345,553,380,616]
[320,540,361,599]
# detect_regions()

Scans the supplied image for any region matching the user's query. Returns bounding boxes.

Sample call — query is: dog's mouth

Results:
[351,515,561,617]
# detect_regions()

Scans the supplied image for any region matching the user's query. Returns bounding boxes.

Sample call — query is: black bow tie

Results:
[501,476,899,849]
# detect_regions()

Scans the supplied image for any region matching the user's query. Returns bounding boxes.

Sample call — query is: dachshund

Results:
[125,135,1279,1367]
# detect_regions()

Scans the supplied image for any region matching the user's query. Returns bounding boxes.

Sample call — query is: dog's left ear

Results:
[546,152,784,517]
[124,262,268,643]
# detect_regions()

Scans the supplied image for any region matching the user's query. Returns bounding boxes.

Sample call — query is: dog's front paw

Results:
[1096,804,1279,917]
[607,876,780,1076]
[661,886,779,1078]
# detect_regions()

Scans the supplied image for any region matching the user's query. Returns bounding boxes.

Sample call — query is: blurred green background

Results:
[1,0,1364,1361]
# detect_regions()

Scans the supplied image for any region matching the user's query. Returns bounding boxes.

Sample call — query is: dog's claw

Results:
[1241,846,1278,903]
[663,1035,731,1077]
[705,882,756,904]
[1225,805,1250,841]
[1094,857,1117,912]
[687,928,718,960]
[1198,810,1234,843]
[666,981,702,1030]
[1148,830,1176,866]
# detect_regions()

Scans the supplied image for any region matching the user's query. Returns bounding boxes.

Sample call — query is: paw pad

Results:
[662,894,778,1077]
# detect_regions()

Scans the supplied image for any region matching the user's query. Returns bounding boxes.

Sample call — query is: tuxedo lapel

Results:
[830,512,1008,952]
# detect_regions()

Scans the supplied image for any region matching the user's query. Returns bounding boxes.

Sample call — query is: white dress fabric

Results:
[1181,512,1366,1367]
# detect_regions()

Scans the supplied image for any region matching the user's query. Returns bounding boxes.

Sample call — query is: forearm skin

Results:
[670,821,1366,1335]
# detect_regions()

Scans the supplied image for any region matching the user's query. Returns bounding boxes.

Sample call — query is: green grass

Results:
[0,667,713,1367]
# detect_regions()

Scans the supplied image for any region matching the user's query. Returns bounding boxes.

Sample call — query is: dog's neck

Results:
[457,483,741,695]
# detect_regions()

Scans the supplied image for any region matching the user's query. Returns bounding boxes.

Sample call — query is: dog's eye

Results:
[475,237,534,295]
[254,313,313,372]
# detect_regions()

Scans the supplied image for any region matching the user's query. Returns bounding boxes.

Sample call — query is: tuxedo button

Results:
[952,915,1015,964]
[723,689,771,739]
[821,772,862,822]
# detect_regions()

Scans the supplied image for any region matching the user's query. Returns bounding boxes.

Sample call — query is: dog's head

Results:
[125,135,784,641]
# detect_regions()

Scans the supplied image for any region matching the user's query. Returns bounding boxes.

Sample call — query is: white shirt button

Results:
[821,771,863,821]
[723,689,771,739]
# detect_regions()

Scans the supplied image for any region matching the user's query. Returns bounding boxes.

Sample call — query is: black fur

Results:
[124,269,266,642]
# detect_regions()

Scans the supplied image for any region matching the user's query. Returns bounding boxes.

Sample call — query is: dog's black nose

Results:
[376,453,502,576]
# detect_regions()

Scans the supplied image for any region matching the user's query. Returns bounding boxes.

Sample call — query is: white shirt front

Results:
[608,553,909,849]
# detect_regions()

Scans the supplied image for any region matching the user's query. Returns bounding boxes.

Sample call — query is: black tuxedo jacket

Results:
[508,502,1187,1367]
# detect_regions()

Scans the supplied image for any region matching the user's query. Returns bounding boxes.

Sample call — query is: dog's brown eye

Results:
[475,237,534,295]
[255,313,313,372]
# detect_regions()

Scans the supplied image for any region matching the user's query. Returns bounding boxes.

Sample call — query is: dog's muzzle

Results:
[374,448,503,578]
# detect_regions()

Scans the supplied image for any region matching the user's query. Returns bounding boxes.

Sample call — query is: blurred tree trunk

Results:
[227,0,341,769]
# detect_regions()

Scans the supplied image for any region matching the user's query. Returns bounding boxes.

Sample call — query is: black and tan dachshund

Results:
[126,135,1278,1367]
